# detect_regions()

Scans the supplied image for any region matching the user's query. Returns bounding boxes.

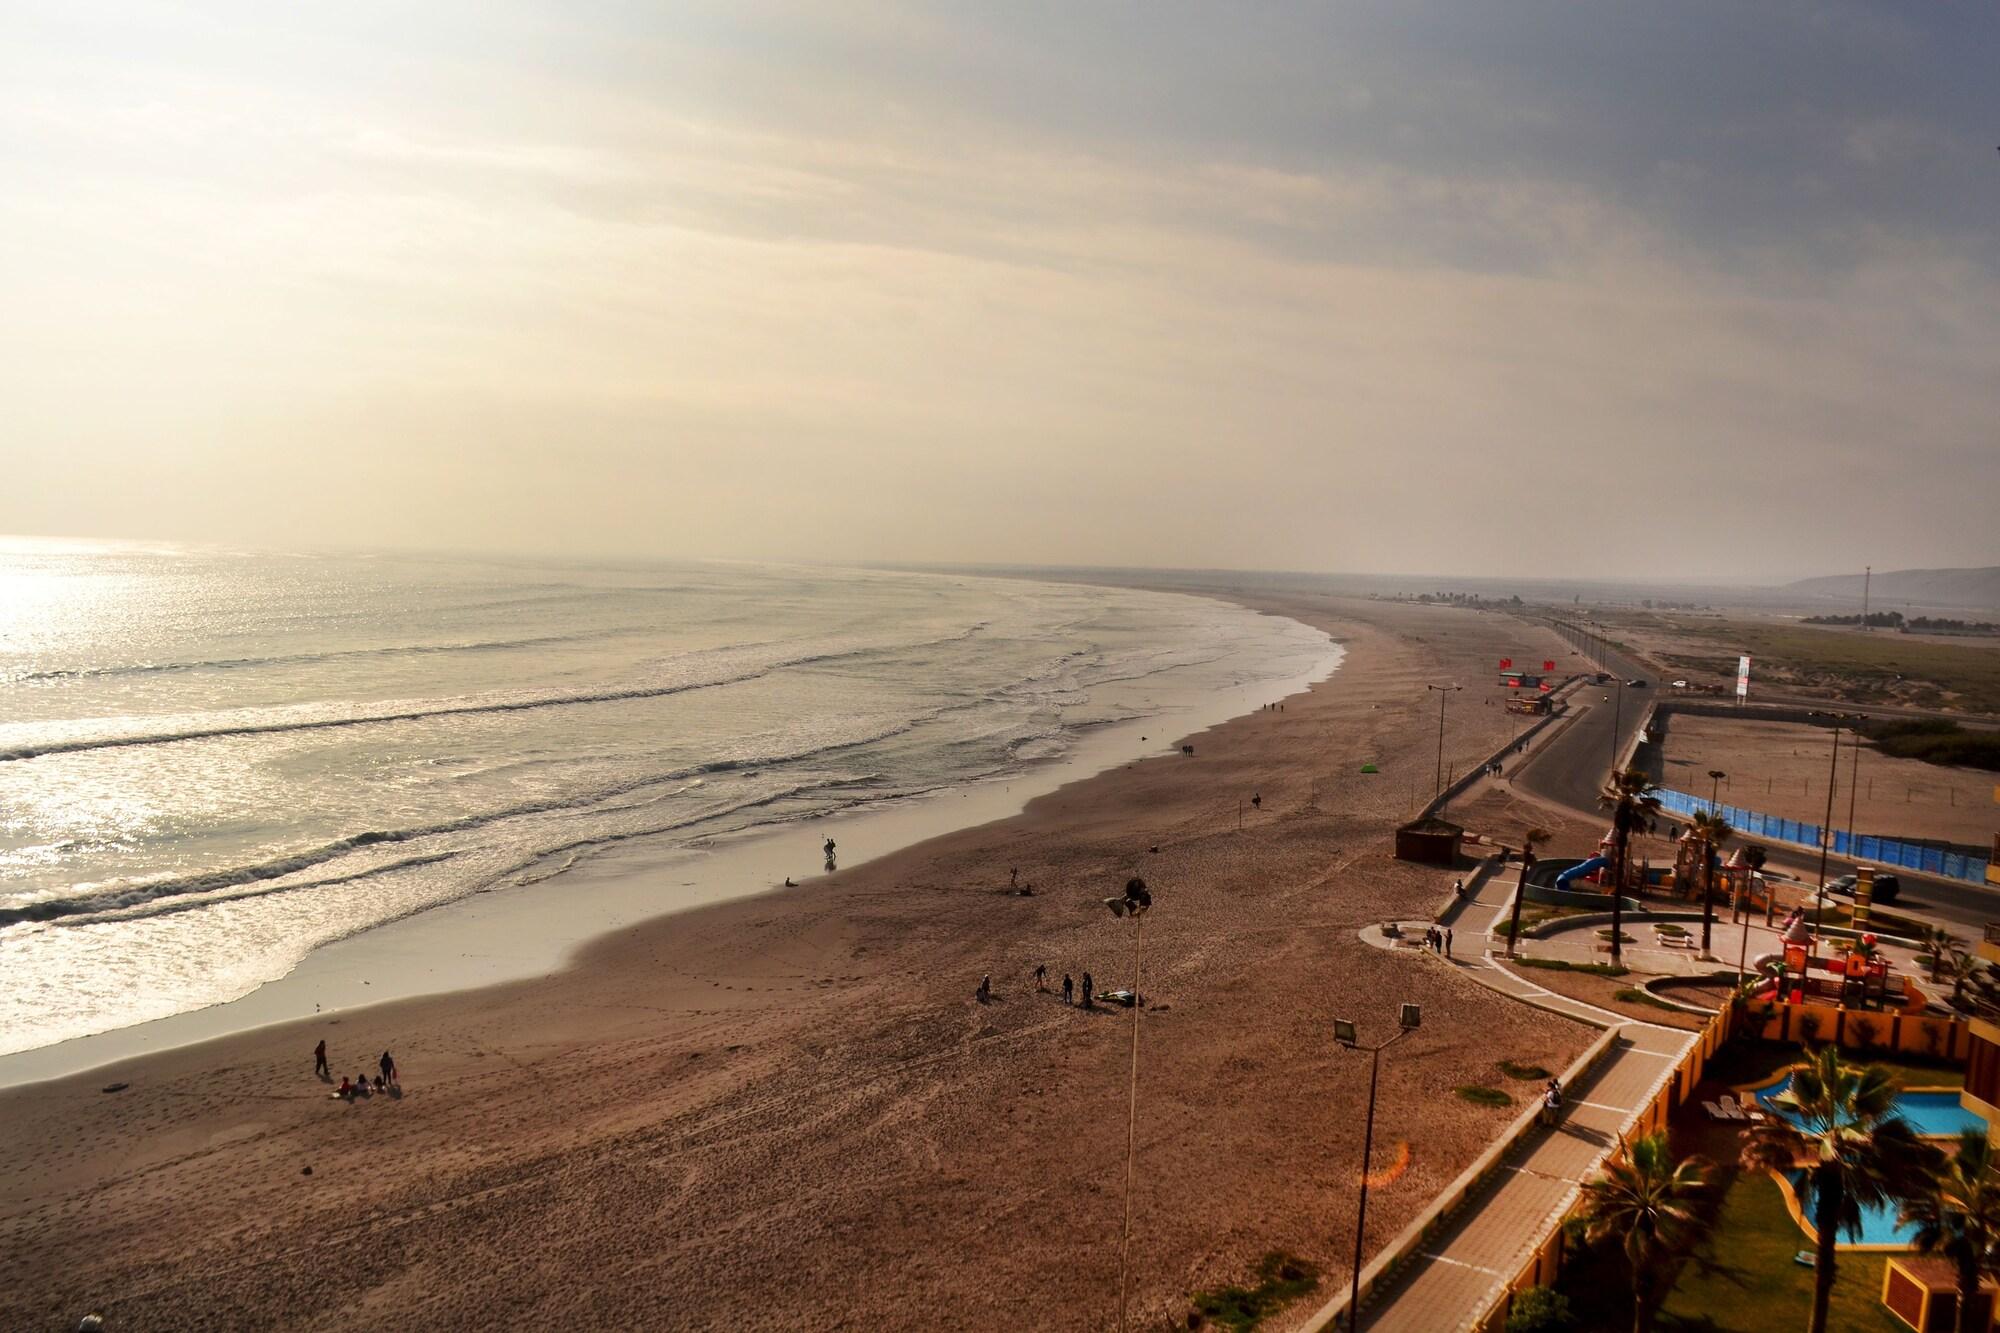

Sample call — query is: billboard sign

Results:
[1736,654,1752,699]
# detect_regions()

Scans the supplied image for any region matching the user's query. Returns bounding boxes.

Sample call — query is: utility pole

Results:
[1426,684,1460,797]
[1861,565,1872,631]
[1813,726,1842,937]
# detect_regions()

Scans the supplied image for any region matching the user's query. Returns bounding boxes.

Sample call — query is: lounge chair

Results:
[1702,1101,1731,1121]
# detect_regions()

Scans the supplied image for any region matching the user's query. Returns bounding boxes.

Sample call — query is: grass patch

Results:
[1656,923,1691,936]
[1655,1171,1907,1331]
[1456,1085,1513,1107]
[1517,958,1629,977]
[1661,617,2000,715]
[1499,1060,1552,1080]
[1187,1251,1320,1331]
[1596,929,1637,943]
[1614,987,1682,1011]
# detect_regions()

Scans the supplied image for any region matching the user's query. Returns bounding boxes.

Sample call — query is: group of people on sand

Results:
[976,963,1107,1008]
[316,1039,399,1101]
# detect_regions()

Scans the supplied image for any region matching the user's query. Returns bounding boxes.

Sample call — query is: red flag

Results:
[1499,658,1512,670]
[1542,660,1554,672]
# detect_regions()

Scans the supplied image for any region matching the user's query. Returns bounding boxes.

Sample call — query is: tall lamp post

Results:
[1425,684,1461,797]
[1608,678,1625,772]
[1336,1005,1421,1331]
[1813,726,1842,937]
[1702,770,1726,957]
[1104,877,1152,1333]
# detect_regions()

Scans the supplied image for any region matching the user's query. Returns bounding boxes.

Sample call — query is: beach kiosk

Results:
[1394,816,1464,868]
[1882,1254,1998,1332]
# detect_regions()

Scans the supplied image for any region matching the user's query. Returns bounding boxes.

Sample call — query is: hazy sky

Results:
[4,2,1997,581]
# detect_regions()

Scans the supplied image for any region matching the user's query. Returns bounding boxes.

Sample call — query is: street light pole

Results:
[1335,1005,1422,1333]
[1813,727,1841,938]
[1609,679,1624,773]
[1104,878,1152,1333]
[1703,770,1726,957]
[1426,684,1460,798]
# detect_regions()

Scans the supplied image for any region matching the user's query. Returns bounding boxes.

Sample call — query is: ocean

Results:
[0,541,1332,1057]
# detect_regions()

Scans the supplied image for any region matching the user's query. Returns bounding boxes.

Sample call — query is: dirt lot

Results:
[1658,713,1995,849]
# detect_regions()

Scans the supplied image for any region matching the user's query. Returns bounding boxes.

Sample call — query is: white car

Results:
[1671,679,1689,688]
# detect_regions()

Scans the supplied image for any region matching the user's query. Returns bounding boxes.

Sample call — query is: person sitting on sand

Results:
[337,1075,352,1098]
[354,1073,370,1097]
[976,974,991,1003]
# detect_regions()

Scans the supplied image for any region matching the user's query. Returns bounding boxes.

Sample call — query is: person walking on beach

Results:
[1062,973,1074,1005]
[1081,972,1094,1008]
[314,1039,329,1079]
[1010,867,1019,888]
[1034,962,1047,992]
[379,1051,397,1088]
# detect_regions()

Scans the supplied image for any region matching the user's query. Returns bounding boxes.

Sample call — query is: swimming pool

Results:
[1754,1076,1986,1248]
[1752,1077,1985,1139]
[1779,1170,1916,1246]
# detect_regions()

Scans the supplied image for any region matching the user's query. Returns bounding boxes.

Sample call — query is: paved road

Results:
[1511,623,1657,814]
[1513,618,2000,931]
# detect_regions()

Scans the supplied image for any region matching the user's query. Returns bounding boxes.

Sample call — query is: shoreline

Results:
[0,601,1343,1089]
[1,586,1595,1333]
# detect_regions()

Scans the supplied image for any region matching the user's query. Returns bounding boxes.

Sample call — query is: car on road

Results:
[1671,679,1689,688]
[1825,872,1902,905]
[1626,678,1646,688]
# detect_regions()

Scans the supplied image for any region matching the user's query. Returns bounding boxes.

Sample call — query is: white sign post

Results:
[1736,654,1752,700]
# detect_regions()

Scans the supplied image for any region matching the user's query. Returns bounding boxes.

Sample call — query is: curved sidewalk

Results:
[1314,863,1699,1332]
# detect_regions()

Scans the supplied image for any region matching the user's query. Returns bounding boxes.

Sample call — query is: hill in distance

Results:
[1785,567,2000,615]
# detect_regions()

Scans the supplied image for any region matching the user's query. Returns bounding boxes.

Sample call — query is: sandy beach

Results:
[0,588,1595,1332]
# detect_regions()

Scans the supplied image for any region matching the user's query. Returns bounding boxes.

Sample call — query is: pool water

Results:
[1780,1170,1916,1246]
[1752,1079,1985,1139]
[1756,1077,1986,1247]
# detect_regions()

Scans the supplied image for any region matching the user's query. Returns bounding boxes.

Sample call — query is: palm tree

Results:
[1900,1129,2000,1333]
[1921,927,1966,987]
[1740,1047,1941,1333]
[1505,826,1553,960]
[1576,1131,1710,1333]
[1598,766,1660,968]
[1685,809,1733,957]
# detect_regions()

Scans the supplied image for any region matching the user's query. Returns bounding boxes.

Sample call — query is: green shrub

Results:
[1457,1085,1512,1107]
[1515,958,1628,978]
[1504,1286,1575,1332]
[1499,1061,1551,1080]
[1187,1251,1319,1330]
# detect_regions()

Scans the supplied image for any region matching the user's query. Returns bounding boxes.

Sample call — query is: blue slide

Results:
[1554,856,1610,891]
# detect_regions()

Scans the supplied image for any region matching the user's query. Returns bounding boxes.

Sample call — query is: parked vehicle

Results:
[1671,679,1689,688]
[1825,872,1902,905]
[1626,678,1646,688]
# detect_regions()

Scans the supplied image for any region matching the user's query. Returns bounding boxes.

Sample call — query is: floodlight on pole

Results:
[1335,1004,1421,1331]
[1425,684,1460,797]
[1109,877,1150,1333]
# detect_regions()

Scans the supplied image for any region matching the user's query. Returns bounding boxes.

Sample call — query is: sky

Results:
[3,1,1997,582]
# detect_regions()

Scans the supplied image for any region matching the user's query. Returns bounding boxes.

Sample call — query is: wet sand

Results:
[0,589,1593,1332]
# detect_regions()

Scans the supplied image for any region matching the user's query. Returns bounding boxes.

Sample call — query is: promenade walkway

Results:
[1317,863,1700,1332]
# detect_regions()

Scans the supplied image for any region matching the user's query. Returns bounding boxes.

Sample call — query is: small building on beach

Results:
[1395,815,1465,867]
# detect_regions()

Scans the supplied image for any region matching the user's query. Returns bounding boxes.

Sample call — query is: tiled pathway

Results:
[1311,863,1699,1331]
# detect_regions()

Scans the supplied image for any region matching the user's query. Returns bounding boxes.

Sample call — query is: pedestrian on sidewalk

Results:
[1445,927,1454,958]
[1452,877,1465,899]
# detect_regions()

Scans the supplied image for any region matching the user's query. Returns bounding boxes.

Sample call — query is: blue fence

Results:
[1656,788,1991,886]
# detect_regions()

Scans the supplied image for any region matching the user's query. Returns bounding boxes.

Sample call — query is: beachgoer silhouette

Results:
[315,1039,329,1079]
[1010,868,1019,888]
[976,974,992,1003]
[337,1075,352,1098]
[1062,974,1074,1005]
[379,1051,397,1087]
[1250,793,1261,809]
[823,837,837,871]
[1035,963,1047,992]
[784,876,795,887]
[1082,972,1094,1008]
[1445,927,1454,958]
